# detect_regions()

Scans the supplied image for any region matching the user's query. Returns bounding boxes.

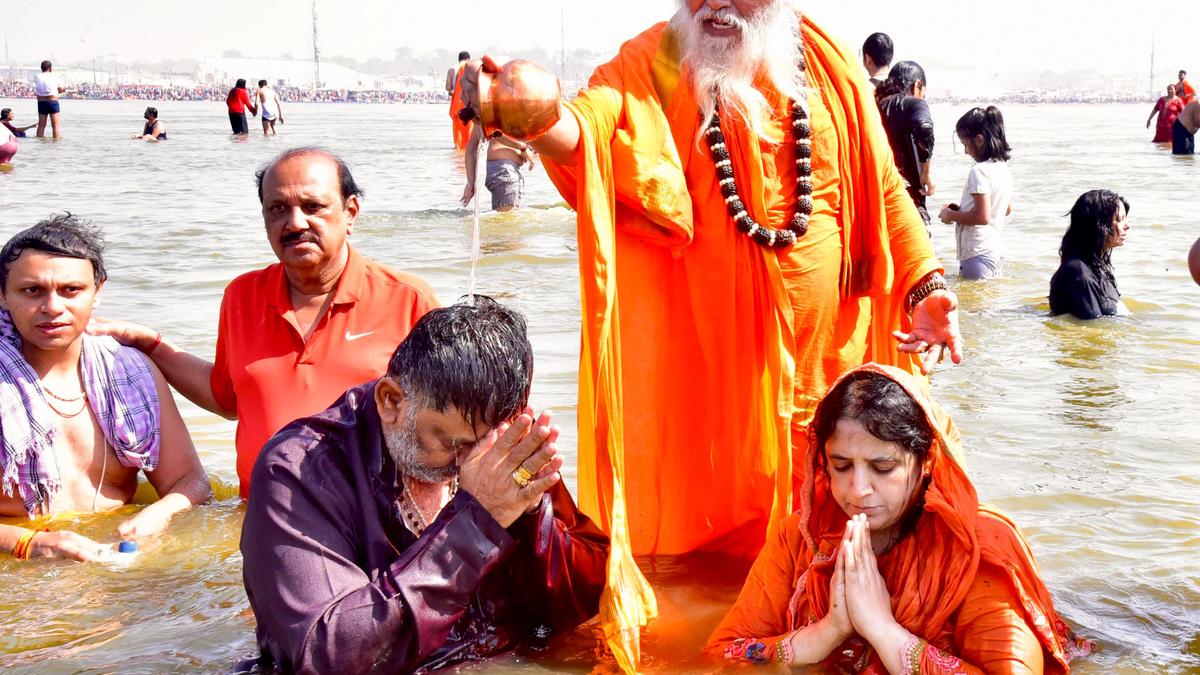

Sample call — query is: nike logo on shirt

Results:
[345,330,375,341]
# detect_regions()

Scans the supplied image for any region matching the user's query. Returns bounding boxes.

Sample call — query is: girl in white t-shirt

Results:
[938,106,1013,280]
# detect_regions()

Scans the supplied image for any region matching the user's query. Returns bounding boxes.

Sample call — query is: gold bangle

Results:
[11,529,37,560]
[774,632,795,665]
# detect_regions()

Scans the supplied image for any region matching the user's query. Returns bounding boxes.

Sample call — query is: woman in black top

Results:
[1049,190,1131,319]
[876,61,935,230]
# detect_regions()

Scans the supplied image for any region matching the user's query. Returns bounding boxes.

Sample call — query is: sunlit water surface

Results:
[0,100,1197,674]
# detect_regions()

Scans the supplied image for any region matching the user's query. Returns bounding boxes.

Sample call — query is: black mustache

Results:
[281,231,319,245]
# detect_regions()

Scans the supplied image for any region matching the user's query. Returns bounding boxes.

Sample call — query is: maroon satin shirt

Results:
[239,381,609,673]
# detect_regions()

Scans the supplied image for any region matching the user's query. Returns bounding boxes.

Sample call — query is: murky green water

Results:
[0,100,1197,673]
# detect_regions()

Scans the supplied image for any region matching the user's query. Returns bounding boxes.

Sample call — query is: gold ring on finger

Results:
[516,466,534,483]
[512,470,531,489]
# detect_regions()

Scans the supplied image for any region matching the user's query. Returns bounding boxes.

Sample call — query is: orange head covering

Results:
[793,363,1083,672]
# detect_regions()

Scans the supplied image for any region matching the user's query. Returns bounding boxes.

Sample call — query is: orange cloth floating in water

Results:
[449,64,473,153]
[541,16,940,671]
[706,364,1091,673]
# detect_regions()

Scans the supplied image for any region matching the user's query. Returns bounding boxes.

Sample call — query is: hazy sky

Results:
[3,1,1193,85]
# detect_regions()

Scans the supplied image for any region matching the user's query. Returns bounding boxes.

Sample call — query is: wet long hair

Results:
[1060,189,1129,281]
[875,60,926,103]
[955,106,1011,162]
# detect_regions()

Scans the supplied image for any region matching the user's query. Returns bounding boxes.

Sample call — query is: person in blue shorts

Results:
[33,61,66,139]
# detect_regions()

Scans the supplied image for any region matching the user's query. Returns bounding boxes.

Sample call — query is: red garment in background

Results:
[1153,96,1185,142]
[227,87,253,114]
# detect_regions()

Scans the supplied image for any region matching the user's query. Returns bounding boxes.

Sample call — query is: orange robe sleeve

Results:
[541,25,689,673]
[945,563,1046,674]
[703,515,807,664]
[799,19,941,374]
[895,563,1044,675]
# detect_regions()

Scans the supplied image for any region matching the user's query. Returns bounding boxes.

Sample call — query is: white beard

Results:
[671,0,806,142]
[384,405,459,485]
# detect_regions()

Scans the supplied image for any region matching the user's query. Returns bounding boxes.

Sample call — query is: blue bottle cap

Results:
[117,540,138,553]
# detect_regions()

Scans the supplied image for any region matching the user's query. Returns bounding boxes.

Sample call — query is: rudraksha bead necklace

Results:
[704,98,813,249]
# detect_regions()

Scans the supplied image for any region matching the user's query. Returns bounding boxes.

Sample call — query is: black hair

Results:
[955,106,1011,162]
[862,33,893,68]
[458,51,471,61]
[255,146,365,204]
[227,79,248,105]
[811,371,935,534]
[40,60,51,72]
[0,213,107,290]
[144,106,158,118]
[258,79,268,87]
[0,108,11,121]
[1180,70,1188,77]
[387,295,533,429]
[812,371,935,467]
[1059,189,1129,278]
[875,60,926,102]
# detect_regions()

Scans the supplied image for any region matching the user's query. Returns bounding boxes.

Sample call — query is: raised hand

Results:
[457,56,503,125]
[841,514,897,643]
[893,289,963,375]
[458,409,564,528]
[824,521,854,641]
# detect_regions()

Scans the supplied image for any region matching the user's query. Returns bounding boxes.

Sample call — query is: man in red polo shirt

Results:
[92,148,437,496]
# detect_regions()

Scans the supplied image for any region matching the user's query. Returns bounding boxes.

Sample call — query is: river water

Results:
[0,99,1197,674]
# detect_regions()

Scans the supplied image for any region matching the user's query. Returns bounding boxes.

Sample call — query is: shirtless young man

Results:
[0,215,210,562]
[460,123,534,212]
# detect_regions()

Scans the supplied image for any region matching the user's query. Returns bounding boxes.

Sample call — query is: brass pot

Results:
[477,60,561,142]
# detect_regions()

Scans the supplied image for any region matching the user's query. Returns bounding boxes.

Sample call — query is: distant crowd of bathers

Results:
[0,80,450,105]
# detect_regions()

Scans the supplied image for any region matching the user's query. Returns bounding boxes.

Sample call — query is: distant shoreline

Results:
[0,80,1155,106]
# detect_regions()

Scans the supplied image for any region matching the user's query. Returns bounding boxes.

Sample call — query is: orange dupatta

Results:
[792,364,1081,673]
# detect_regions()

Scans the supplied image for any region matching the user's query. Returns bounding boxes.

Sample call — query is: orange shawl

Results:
[709,363,1084,672]
[542,17,939,671]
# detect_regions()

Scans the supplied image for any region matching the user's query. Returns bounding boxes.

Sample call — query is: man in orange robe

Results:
[446,51,474,153]
[459,0,963,668]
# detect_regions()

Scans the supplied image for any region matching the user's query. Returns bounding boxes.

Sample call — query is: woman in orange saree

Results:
[707,364,1091,673]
